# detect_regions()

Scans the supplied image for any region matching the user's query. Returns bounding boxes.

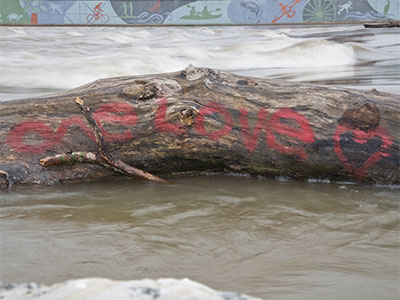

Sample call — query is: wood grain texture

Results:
[1,66,399,188]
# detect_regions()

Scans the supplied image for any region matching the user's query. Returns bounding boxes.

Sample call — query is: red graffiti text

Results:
[7,102,137,154]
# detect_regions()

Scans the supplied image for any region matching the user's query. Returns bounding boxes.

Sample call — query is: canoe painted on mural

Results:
[0,0,398,25]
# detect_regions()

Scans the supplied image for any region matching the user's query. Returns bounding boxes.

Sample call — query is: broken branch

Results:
[75,97,168,184]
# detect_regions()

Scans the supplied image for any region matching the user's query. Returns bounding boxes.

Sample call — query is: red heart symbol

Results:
[333,125,393,178]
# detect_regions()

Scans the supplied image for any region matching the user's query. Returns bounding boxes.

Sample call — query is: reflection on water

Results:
[0,176,399,299]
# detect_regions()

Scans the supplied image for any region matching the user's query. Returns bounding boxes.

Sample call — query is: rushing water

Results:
[1,177,399,299]
[0,25,399,299]
[0,25,399,101]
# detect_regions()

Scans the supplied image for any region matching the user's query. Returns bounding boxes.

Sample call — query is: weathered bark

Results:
[0,66,399,188]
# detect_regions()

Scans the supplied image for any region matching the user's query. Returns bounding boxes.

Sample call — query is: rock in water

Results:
[0,278,261,300]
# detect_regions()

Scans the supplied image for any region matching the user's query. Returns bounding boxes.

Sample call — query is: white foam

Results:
[0,25,398,101]
[0,278,261,300]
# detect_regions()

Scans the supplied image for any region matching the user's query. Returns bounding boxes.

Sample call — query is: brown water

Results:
[0,176,399,299]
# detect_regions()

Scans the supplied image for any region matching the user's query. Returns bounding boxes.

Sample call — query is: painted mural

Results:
[0,0,398,25]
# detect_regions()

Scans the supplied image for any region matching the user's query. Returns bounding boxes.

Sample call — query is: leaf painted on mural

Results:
[384,0,390,14]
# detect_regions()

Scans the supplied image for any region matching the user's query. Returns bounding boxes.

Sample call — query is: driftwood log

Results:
[364,20,400,28]
[0,66,399,188]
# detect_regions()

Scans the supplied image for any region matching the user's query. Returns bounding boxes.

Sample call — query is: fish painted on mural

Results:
[239,0,262,23]
[227,0,266,24]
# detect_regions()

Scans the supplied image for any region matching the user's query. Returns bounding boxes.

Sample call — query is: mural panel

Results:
[367,0,399,19]
[109,0,195,24]
[64,1,122,25]
[0,0,398,25]
[165,1,232,24]
[227,0,268,24]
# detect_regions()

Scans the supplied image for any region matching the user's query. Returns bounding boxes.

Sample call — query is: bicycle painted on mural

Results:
[87,2,110,24]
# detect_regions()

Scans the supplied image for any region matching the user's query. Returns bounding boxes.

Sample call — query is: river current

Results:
[0,25,399,299]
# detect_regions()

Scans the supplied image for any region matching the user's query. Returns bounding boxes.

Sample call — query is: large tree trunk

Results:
[1,66,399,188]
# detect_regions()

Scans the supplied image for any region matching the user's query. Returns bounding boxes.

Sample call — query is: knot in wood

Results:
[180,107,199,127]
[339,103,380,131]
[122,79,182,100]
[0,170,10,189]
[237,78,257,86]
[122,82,159,100]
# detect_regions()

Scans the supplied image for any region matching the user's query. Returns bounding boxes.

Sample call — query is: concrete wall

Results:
[0,0,398,25]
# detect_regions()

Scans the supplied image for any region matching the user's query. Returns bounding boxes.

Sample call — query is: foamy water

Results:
[0,25,399,101]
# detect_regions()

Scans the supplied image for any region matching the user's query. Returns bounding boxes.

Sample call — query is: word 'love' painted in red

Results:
[6,99,394,178]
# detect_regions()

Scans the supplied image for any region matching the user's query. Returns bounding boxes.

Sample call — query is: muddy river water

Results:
[0,25,399,299]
